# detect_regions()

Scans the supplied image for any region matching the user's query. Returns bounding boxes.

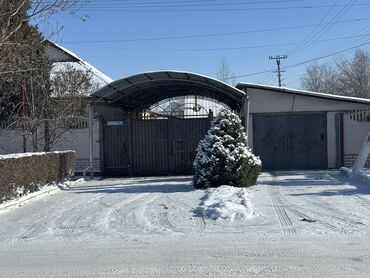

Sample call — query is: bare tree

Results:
[0,0,84,49]
[217,57,237,86]
[301,49,370,98]
[44,64,97,151]
[300,63,338,95]
[336,49,370,98]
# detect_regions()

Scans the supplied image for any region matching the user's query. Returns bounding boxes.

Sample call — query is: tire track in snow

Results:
[101,194,159,236]
[51,194,112,241]
[157,211,178,232]
[290,191,366,228]
[130,194,159,233]
[352,194,370,210]
[267,185,297,237]
[100,194,147,237]
[59,215,82,241]
[278,193,350,234]
[271,172,353,234]
[17,216,51,241]
[165,195,206,234]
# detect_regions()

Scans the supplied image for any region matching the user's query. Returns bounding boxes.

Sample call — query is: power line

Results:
[227,40,370,80]
[48,0,307,4]
[61,17,370,44]
[289,0,358,55]
[66,33,370,52]
[78,3,370,12]
[288,0,340,55]
[81,0,315,7]
[283,41,370,70]
[325,23,370,54]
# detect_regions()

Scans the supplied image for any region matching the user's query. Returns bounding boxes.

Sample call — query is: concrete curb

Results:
[0,186,59,211]
[0,179,85,212]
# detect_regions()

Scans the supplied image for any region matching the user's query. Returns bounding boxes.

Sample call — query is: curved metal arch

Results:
[91,70,245,112]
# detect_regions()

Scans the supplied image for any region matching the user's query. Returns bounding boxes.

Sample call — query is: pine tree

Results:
[193,109,261,188]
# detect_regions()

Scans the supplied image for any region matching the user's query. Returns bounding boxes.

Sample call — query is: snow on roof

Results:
[236,82,370,105]
[45,40,113,86]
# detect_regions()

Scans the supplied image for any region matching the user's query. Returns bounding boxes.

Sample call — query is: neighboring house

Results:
[0,41,113,173]
[45,40,113,89]
[45,40,113,172]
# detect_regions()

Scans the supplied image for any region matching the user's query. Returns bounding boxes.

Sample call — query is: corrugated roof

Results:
[237,82,370,104]
[91,71,246,111]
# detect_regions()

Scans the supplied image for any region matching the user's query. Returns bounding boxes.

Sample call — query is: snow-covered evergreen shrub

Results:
[193,109,261,188]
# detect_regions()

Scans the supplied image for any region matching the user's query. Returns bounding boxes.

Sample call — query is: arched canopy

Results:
[91,71,246,111]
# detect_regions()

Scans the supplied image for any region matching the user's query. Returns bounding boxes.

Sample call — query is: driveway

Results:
[0,171,370,277]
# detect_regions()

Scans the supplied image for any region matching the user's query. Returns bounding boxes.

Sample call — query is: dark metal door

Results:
[102,117,210,176]
[102,120,131,176]
[253,113,327,170]
[131,119,169,176]
[253,114,290,170]
[168,118,211,175]
[290,114,327,169]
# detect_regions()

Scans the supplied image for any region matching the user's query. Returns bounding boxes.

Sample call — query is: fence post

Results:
[242,96,250,143]
[88,101,94,178]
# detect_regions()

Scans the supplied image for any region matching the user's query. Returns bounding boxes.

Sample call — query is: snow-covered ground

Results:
[1,171,370,277]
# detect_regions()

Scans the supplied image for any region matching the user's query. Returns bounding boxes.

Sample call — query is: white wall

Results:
[343,115,370,155]
[51,120,100,159]
[247,88,370,113]
[326,112,337,168]
[0,120,100,170]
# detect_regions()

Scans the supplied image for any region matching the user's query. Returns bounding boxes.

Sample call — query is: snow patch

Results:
[0,150,74,160]
[197,185,256,221]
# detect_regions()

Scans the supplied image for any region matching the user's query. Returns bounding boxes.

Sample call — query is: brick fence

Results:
[344,154,370,168]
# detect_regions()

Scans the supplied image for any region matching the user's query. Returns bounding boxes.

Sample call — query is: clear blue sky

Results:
[40,0,370,88]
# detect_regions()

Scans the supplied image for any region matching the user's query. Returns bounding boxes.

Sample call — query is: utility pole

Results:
[269,55,287,87]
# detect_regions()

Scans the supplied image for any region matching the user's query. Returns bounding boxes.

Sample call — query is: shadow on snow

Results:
[71,177,195,194]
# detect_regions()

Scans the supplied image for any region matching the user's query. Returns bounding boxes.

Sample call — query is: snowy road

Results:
[1,171,370,277]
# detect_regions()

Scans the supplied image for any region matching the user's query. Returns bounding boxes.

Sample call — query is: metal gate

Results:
[102,117,211,176]
[253,113,327,170]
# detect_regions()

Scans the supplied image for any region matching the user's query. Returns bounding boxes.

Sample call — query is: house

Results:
[87,71,370,176]
[45,40,113,89]
[2,41,370,175]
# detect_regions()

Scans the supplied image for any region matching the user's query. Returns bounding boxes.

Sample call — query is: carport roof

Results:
[91,71,246,111]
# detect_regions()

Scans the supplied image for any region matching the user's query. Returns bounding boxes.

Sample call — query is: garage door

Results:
[253,113,327,170]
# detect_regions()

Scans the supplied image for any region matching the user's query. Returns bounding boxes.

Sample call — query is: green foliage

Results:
[193,109,261,188]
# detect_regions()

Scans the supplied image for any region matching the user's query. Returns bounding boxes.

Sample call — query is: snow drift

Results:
[197,185,256,221]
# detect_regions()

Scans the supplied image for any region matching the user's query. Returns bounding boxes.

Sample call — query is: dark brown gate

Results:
[102,117,211,176]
